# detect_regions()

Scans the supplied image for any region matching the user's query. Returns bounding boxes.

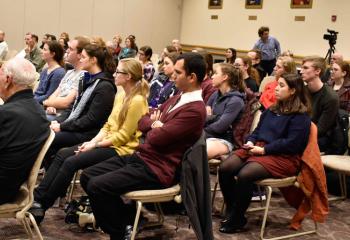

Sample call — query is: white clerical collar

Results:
[169,89,203,112]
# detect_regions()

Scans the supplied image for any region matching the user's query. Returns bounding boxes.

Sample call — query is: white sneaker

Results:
[251,194,266,201]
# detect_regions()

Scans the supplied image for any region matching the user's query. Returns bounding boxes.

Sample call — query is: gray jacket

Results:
[205,90,245,142]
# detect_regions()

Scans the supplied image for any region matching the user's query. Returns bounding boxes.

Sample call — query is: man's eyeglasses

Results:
[115,70,128,75]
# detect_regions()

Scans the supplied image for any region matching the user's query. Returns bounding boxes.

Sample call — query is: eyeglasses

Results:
[115,70,128,75]
[233,64,243,67]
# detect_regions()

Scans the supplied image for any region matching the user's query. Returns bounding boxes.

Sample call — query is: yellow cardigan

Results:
[100,91,148,156]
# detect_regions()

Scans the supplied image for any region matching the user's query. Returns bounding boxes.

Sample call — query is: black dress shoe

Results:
[219,217,247,234]
[28,201,46,225]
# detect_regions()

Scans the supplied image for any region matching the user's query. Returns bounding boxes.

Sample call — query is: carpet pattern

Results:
[1,179,350,240]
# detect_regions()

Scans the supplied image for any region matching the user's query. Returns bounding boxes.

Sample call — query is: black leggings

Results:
[219,154,271,220]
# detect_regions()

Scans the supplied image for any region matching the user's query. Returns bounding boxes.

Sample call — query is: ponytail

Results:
[84,43,116,75]
[117,59,150,129]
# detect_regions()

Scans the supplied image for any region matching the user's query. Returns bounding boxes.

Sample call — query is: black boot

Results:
[28,201,46,225]
[219,215,247,234]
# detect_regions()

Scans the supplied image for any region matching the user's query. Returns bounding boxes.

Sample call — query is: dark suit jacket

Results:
[0,89,49,204]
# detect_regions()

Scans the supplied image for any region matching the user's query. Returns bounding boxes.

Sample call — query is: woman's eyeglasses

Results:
[115,70,128,75]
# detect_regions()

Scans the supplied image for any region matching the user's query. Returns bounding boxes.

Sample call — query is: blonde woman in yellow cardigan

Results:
[30,58,149,223]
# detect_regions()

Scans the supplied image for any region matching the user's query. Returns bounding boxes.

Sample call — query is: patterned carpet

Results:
[1,175,350,240]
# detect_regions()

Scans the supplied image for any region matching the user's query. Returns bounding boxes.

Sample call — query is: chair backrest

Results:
[26,130,55,194]
[249,110,262,133]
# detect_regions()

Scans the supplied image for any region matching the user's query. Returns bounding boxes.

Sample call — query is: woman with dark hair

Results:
[139,45,155,82]
[225,48,237,65]
[206,63,245,158]
[198,50,217,103]
[40,33,50,49]
[218,73,311,234]
[328,60,350,112]
[148,52,179,107]
[45,43,117,167]
[58,37,69,51]
[30,58,149,224]
[234,56,260,92]
[118,37,137,60]
[34,41,66,104]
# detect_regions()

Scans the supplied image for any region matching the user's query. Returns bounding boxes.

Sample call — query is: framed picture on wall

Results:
[245,0,263,9]
[208,0,223,9]
[291,0,312,8]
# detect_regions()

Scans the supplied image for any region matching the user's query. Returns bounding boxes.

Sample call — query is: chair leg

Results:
[211,166,219,208]
[341,174,347,199]
[20,217,33,238]
[130,201,143,240]
[155,203,164,225]
[67,172,78,202]
[260,186,272,240]
[260,186,317,240]
[25,212,44,240]
[329,173,347,201]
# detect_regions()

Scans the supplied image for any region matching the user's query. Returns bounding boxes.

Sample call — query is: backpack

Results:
[65,196,92,224]
[232,89,261,148]
[327,109,349,155]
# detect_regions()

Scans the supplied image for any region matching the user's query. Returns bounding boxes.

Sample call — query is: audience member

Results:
[138,45,155,82]
[225,48,236,65]
[34,41,66,104]
[112,34,122,57]
[80,52,207,239]
[172,39,182,53]
[128,34,138,53]
[197,50,216,104]
[148,52,179,107]
[280,50,294,57]
[30,58,149,223]
[253,26,281,75]
[234,56,259,92]
[45,44,116,168]
[118,36,137,60]
[301,56,339,152]
[260,56,296,109]
[206,63,245,159]
[60,32,70,42]
[247,49,266,80]
[58,37,69,51]
[0,30,8,60]
[47,34,57,42]
[0,58,50,204]
[327,60,350,112]
[40,34,50,49]
[322,52,344,83]
[158,45,177,71]
[44,36,90,120]
[91,36,106,48]
[24,32,45,72]
[219,73,311,234]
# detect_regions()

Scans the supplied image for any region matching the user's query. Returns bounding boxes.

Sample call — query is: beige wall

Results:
[0,0,182,54]
[180,0,350,58]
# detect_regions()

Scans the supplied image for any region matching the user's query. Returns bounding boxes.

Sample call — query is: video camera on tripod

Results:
[324,29,339,64]
[323,29,338,46]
